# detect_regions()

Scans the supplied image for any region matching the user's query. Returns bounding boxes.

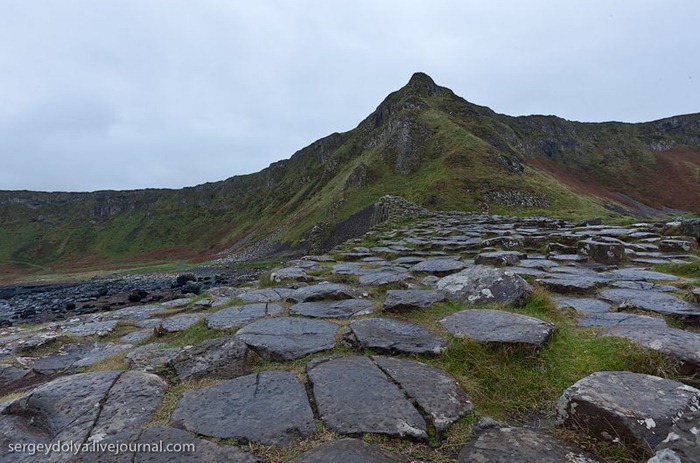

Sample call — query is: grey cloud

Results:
[0,0,698,191]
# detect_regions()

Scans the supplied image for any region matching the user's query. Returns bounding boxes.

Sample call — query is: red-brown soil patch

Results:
[531,148,700,213]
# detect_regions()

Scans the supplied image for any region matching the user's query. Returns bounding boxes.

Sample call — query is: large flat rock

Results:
[578,312,667,328]
[169,336,250,381]
[436,266,532,305]
[441,309,555,348]
[205,303,283,329]
[556,371,700,448]
[0,371,166,454]
[348,318,447,356]
[459,426,603,463]
[598,288,700,319]
[602,325,700,374]
[236,317,338,360]
[307,356,427,439]
[171,370,316,445]
[288,283,360,302]
[373,356,472,431]
[358,271,412,287]
[290,299,374,318]
[410,258,466,276]
[383,289,446,312]
[552,296,611,313]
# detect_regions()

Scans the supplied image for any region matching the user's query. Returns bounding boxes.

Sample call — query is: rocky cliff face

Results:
[1,73,699,275]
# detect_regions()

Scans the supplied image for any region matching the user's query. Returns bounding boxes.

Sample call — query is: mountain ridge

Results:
[1,72,699,277]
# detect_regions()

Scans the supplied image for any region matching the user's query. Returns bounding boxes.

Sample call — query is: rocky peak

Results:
[403,72,443,98]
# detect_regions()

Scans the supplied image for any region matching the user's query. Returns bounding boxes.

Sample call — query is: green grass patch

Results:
[159,320,229,348]
[654,258,700,278]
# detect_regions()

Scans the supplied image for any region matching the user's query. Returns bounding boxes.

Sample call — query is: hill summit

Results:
[1,73,699,275]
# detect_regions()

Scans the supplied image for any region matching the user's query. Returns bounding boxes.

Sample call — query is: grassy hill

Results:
[2,73,699,278]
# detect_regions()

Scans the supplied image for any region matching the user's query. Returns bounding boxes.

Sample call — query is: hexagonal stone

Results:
[171,371,315,445]
[289,438,406,463]
[577,312,667,328]
[602,325,700,374]
[347,318,447,356]
[0,371,165,447]
[437,266,532,305]
[169,336,250,381]
[598,289,700,319]
[236,318,339,361]
[358,271,412,287]
[238,288,296,303]
[577,239,625,265]
[29,342,132,374]
[156,314,204,334]
[307,356,427,439]
[205,303,283,329]
[556,371,700,448]
[474,251,524,267]
[383,290,446,312]
[410,258,466,276]
[536,277,606,295]
[441,309,555,348]
[606,268,679,281]
[552,296,611,314]
[459,426,603,463]
[289,299,374,319]
[373,356,472,431]
[61,320,118,337]
[288,283,360,302]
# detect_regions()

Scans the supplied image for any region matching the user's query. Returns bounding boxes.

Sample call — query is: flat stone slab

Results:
[373,356,472,431]
[126,343,182,372]
[410,258,466,276]
[157,314,204,333]
[29,342,132,374]
[611,280,677,292]
[598,288,700,319]
[437,266,532,305]
[474,251,524,267]
[606,268,680,281]
[552,296,611,313]
[0,371,165,448]
[238,287,296,303]
[170,336,249,381]
[383,290,446,312]
[307,356,427,439]
[358,271,412,287]
[602,325,700,373]
[459,426,603,463]
[61,320,119,337]
[289,299,374,318]
[171,371,316,445]
[441,309,555,348]
[288,283,360,302]
[556,371,700,448]
[271,267,313,282]
[537,277,606,295]
[577,312,667,328]
[348,318,447,356]
[289,438,406,463]
[332,262,374,276]
[205,303,283,329]
[236,318,339,360]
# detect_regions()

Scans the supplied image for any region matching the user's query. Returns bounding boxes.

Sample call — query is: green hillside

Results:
[1,73,699,277]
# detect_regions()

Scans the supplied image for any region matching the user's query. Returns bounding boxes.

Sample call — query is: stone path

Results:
[2,211,700,461]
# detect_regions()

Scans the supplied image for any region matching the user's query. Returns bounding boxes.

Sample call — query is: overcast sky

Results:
[0,1,698,192]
